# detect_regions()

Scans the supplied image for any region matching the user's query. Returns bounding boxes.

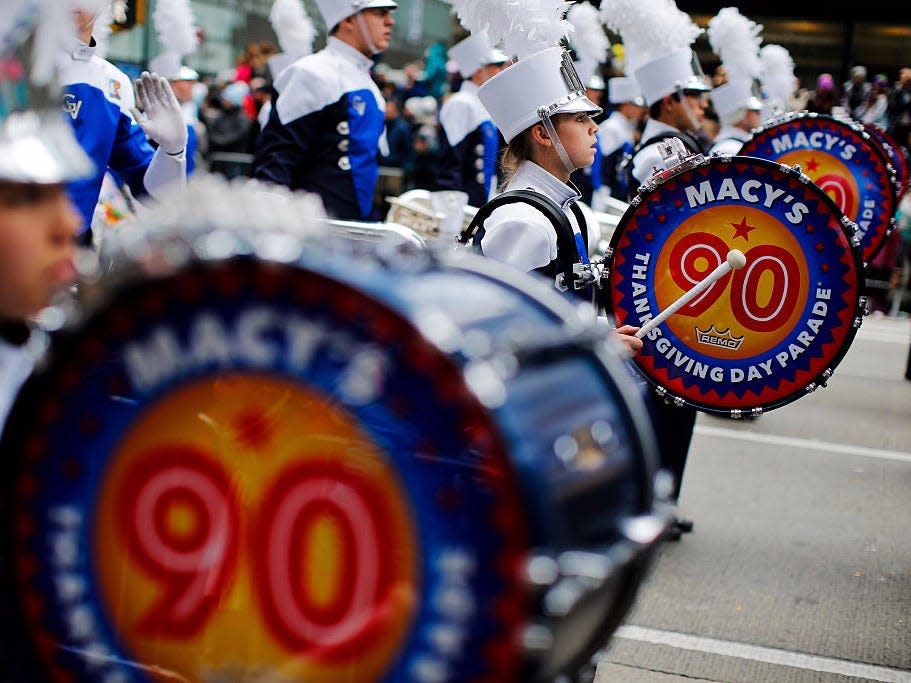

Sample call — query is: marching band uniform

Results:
[436,32,507,208]
[707,8,764,156]
[599,77,645,201]
[61,5,190,243]
[475,47,602,300]
[254,0,397,221]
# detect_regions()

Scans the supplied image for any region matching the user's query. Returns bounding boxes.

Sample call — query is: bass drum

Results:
[740,112,898,263]
[0,180,663,683]
[605,155,865,416]
[862,123,909,198]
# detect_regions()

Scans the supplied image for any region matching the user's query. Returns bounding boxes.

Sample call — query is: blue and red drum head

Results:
[741,113,897,263]
[607,156,864,415]
[1,259,531,682]
[862,123,908,198]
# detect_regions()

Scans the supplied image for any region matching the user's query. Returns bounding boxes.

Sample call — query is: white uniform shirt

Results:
[480,161,584,272]
[631,118,683,185]
[599,110,635,157]
[0,339,35,434]
[709,124,750,156]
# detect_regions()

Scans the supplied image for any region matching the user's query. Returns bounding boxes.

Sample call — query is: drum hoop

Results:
[605,154,866,416]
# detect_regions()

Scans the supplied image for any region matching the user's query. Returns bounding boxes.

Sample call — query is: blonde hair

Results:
[499,128,535,189]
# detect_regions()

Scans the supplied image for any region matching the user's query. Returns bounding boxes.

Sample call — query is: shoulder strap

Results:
[458,189,582,291]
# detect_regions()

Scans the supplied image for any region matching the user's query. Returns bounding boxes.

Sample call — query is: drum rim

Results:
[861,122,909,197]
[604,153,865,416]
[741,112,898,264]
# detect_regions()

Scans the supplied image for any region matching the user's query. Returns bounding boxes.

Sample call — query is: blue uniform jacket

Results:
[253,38,387,221]
[436,81,499,208]
[59,40,195,235]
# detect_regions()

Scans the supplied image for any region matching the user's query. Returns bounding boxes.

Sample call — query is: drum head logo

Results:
[608,158,861,413]
[740,115,897,263]
[8,260,528,682]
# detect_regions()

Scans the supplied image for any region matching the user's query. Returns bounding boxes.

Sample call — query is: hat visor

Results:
[0,112,95,184]
[553,94,603,118]
[681,80,711,95]
[360,0,398,7]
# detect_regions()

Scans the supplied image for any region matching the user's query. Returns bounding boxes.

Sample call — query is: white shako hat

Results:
[477,46,602,143]
[314,0,398,31]
[567,1,609,91]
[608,76,644,106]
[448,31,508,79]
[707,7,763,122]
[0,0,94,183]
[600,0,709,107]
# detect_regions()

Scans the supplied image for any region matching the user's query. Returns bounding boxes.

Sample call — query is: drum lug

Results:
[805,382,818,393]
[730,408,742,419]
[525,554,560,588]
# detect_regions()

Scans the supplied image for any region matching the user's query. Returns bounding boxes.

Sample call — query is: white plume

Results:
[153,0,198,59]
[760,44,797,110]
[599,0,702,77]
[445,0,575,60]
[93,3,114,58]
[270,0,316,59]
[707,7,762,82]
[567,2,609,68]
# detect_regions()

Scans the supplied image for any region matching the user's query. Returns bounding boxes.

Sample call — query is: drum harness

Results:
[457,189,608,302]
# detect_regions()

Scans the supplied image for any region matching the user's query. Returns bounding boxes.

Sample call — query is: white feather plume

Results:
[93,3,114,58]
[445,0,575,60]
[760,43,797,110]
[270,0,316,59]
[567,2,608,67]
[153,0,198,59]
[599,0,702,77]
[707,7,762,82]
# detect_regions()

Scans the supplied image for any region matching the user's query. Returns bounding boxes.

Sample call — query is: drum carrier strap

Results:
[457,189,592,300]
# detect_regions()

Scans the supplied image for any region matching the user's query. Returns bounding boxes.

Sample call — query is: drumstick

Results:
[635,249,747,339]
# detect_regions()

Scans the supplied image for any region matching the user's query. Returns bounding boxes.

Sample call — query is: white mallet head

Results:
[726,249,747,270]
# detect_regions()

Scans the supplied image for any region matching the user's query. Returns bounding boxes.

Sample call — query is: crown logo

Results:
[695,325,745,350]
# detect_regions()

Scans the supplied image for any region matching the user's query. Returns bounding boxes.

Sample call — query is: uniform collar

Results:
[509,161,580,210]
[641,117,680,139]
[459,81,479,96]
[63,35,96,62]
[326,36,374,71]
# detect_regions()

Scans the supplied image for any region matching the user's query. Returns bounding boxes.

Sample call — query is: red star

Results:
[861,169,869,177]
[806,158,820,173]
[806,224,816,233]
[674,199,684,208]
[645,233,654,242]
[821,263,830,272]
[731,216,757,241]
[658,214,667,223]
[866,183,874,191]
[815,242,825,252]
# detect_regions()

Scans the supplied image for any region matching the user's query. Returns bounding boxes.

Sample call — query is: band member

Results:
[471,47,642,354]
[435,31,507,207]
[62,2,190,245]
[0,1,93,432]
[254,0,397,220]
[707,8,764,156]
[603,0,713,538]
[599,77,646,201]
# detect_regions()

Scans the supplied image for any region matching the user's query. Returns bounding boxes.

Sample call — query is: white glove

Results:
[131,71,188,155]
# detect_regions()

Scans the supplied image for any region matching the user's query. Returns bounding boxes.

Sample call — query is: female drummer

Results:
[473,47,642,354]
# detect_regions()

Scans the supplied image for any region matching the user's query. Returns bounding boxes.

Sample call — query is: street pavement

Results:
[594,314,911,683]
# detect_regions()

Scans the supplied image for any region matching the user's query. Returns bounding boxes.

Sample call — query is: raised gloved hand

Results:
[131,71,188,155]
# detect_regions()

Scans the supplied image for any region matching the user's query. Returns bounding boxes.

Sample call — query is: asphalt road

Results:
[595,314,911,683]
